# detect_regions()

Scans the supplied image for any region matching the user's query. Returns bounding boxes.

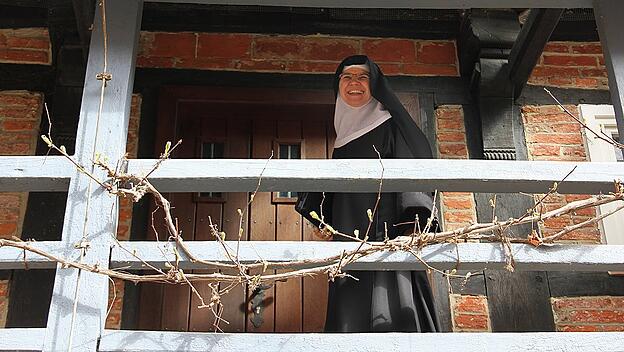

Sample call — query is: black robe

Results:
[295,55,439,332]
[323,118,439,333]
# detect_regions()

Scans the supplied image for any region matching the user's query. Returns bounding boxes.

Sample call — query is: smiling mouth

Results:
[347,90,365,95]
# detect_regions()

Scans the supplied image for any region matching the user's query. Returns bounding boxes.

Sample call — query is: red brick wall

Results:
[524,41,623,332]
[435,106,477,231]
[552,296,624,332]
[521,105,600,243]
[0,90,44,328]
[528,42,607,90]
[138,32,459,76]
[0,28,51,65]
[450,294,491,332]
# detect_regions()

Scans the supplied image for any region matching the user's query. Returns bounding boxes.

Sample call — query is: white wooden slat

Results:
[43,1,143,351]
[0,156,71,191]
[0,328,45,351]
[145,0,592,9]
[128,158,624,194]
[3,157,623,194]
[110,241,624,272]
[2,241,624,271]
[0,241,81,269]
[99,330,624,352]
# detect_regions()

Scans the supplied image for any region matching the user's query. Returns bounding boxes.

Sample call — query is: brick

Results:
[363,39,416,63]
[530,145,561,157]
[553,297,615,310]
[565,310,624,324]
[286,61,339,74]
[0,48,49,64]
[602,325,624,332]
[574,77,600,89]
[557,228,601,242]
[0,106,41,120]
[454,313,489,330]
[436,117,463,131]
[530,66,579,78]
[0,92,43,106]
[547,77,575,87]
[176,57,233,70]
[444,211,476,224]
[0,194,21,205]
[571,207,597,217]
[417,41,456,65]
[142,32,196,58]
[253,36,359,61]
[580,68,608,78]
[544,42,571,53]
[443,192,473,198]
[443,197,474,210]
[0,222,17,237]
[0,142,31,155]
[235,59,287,72]
[2,120,38,132]
[0,209,19,222]
[437,131,465,143]
[136,56,176,68]
[302,38,359,61]
[376,63,402,76]
[6,37,49,50]
[558,324,600,332]
[438,143,468,158]
[7,28,48,39]
[543,216,572,229]
[565,194,592,202]
[403,63,458,76]
[560,146,587,159]
[197,33,252,59]
[543,55,598,67]
[571,43,603,55]
[522,105,570,115]
[454,295,488,314]
[526,133,583,145]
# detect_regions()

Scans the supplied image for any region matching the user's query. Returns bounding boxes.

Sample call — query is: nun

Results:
[296,55,439,333]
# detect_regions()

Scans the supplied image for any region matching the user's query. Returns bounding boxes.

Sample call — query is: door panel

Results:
[138,87,334,332]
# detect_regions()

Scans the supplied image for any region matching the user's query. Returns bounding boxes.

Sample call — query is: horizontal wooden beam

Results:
[111,241,624,272]
[146,0,592,9]
[3,157,624,194]
[0,156,71,192]
[2,241,623,272]
[99,330,624,352]
[129,158,624,194]
[0,328,45,351]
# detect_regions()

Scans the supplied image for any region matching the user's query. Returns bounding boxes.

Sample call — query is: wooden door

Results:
[137,87,335,333]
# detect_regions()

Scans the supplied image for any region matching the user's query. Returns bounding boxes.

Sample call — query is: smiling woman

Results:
[297,55,439,333]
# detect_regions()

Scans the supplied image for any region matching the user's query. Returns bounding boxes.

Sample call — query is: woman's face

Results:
[338,67,371,108]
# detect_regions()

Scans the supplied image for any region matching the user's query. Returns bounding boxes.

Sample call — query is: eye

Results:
[357,74,370,82]
[339,73,354,81]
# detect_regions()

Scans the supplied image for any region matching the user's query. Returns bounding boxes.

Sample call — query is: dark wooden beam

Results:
[594,0,624,141]
[72,0,96,60]
[508,9,564,99]
[0,5,48,28]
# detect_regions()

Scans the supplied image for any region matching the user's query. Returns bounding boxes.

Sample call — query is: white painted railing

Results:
[3,156,624,194]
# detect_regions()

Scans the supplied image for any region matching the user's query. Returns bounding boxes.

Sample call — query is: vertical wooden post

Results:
[43,1,143,350]
[594,0,624,139]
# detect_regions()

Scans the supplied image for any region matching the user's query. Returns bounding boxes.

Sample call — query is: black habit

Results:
[296,55,439,333]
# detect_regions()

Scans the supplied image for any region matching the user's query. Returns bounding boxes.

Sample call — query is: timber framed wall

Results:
[1,0,624,351]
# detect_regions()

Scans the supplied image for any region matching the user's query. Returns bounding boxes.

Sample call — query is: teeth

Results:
[348,90,363,94]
